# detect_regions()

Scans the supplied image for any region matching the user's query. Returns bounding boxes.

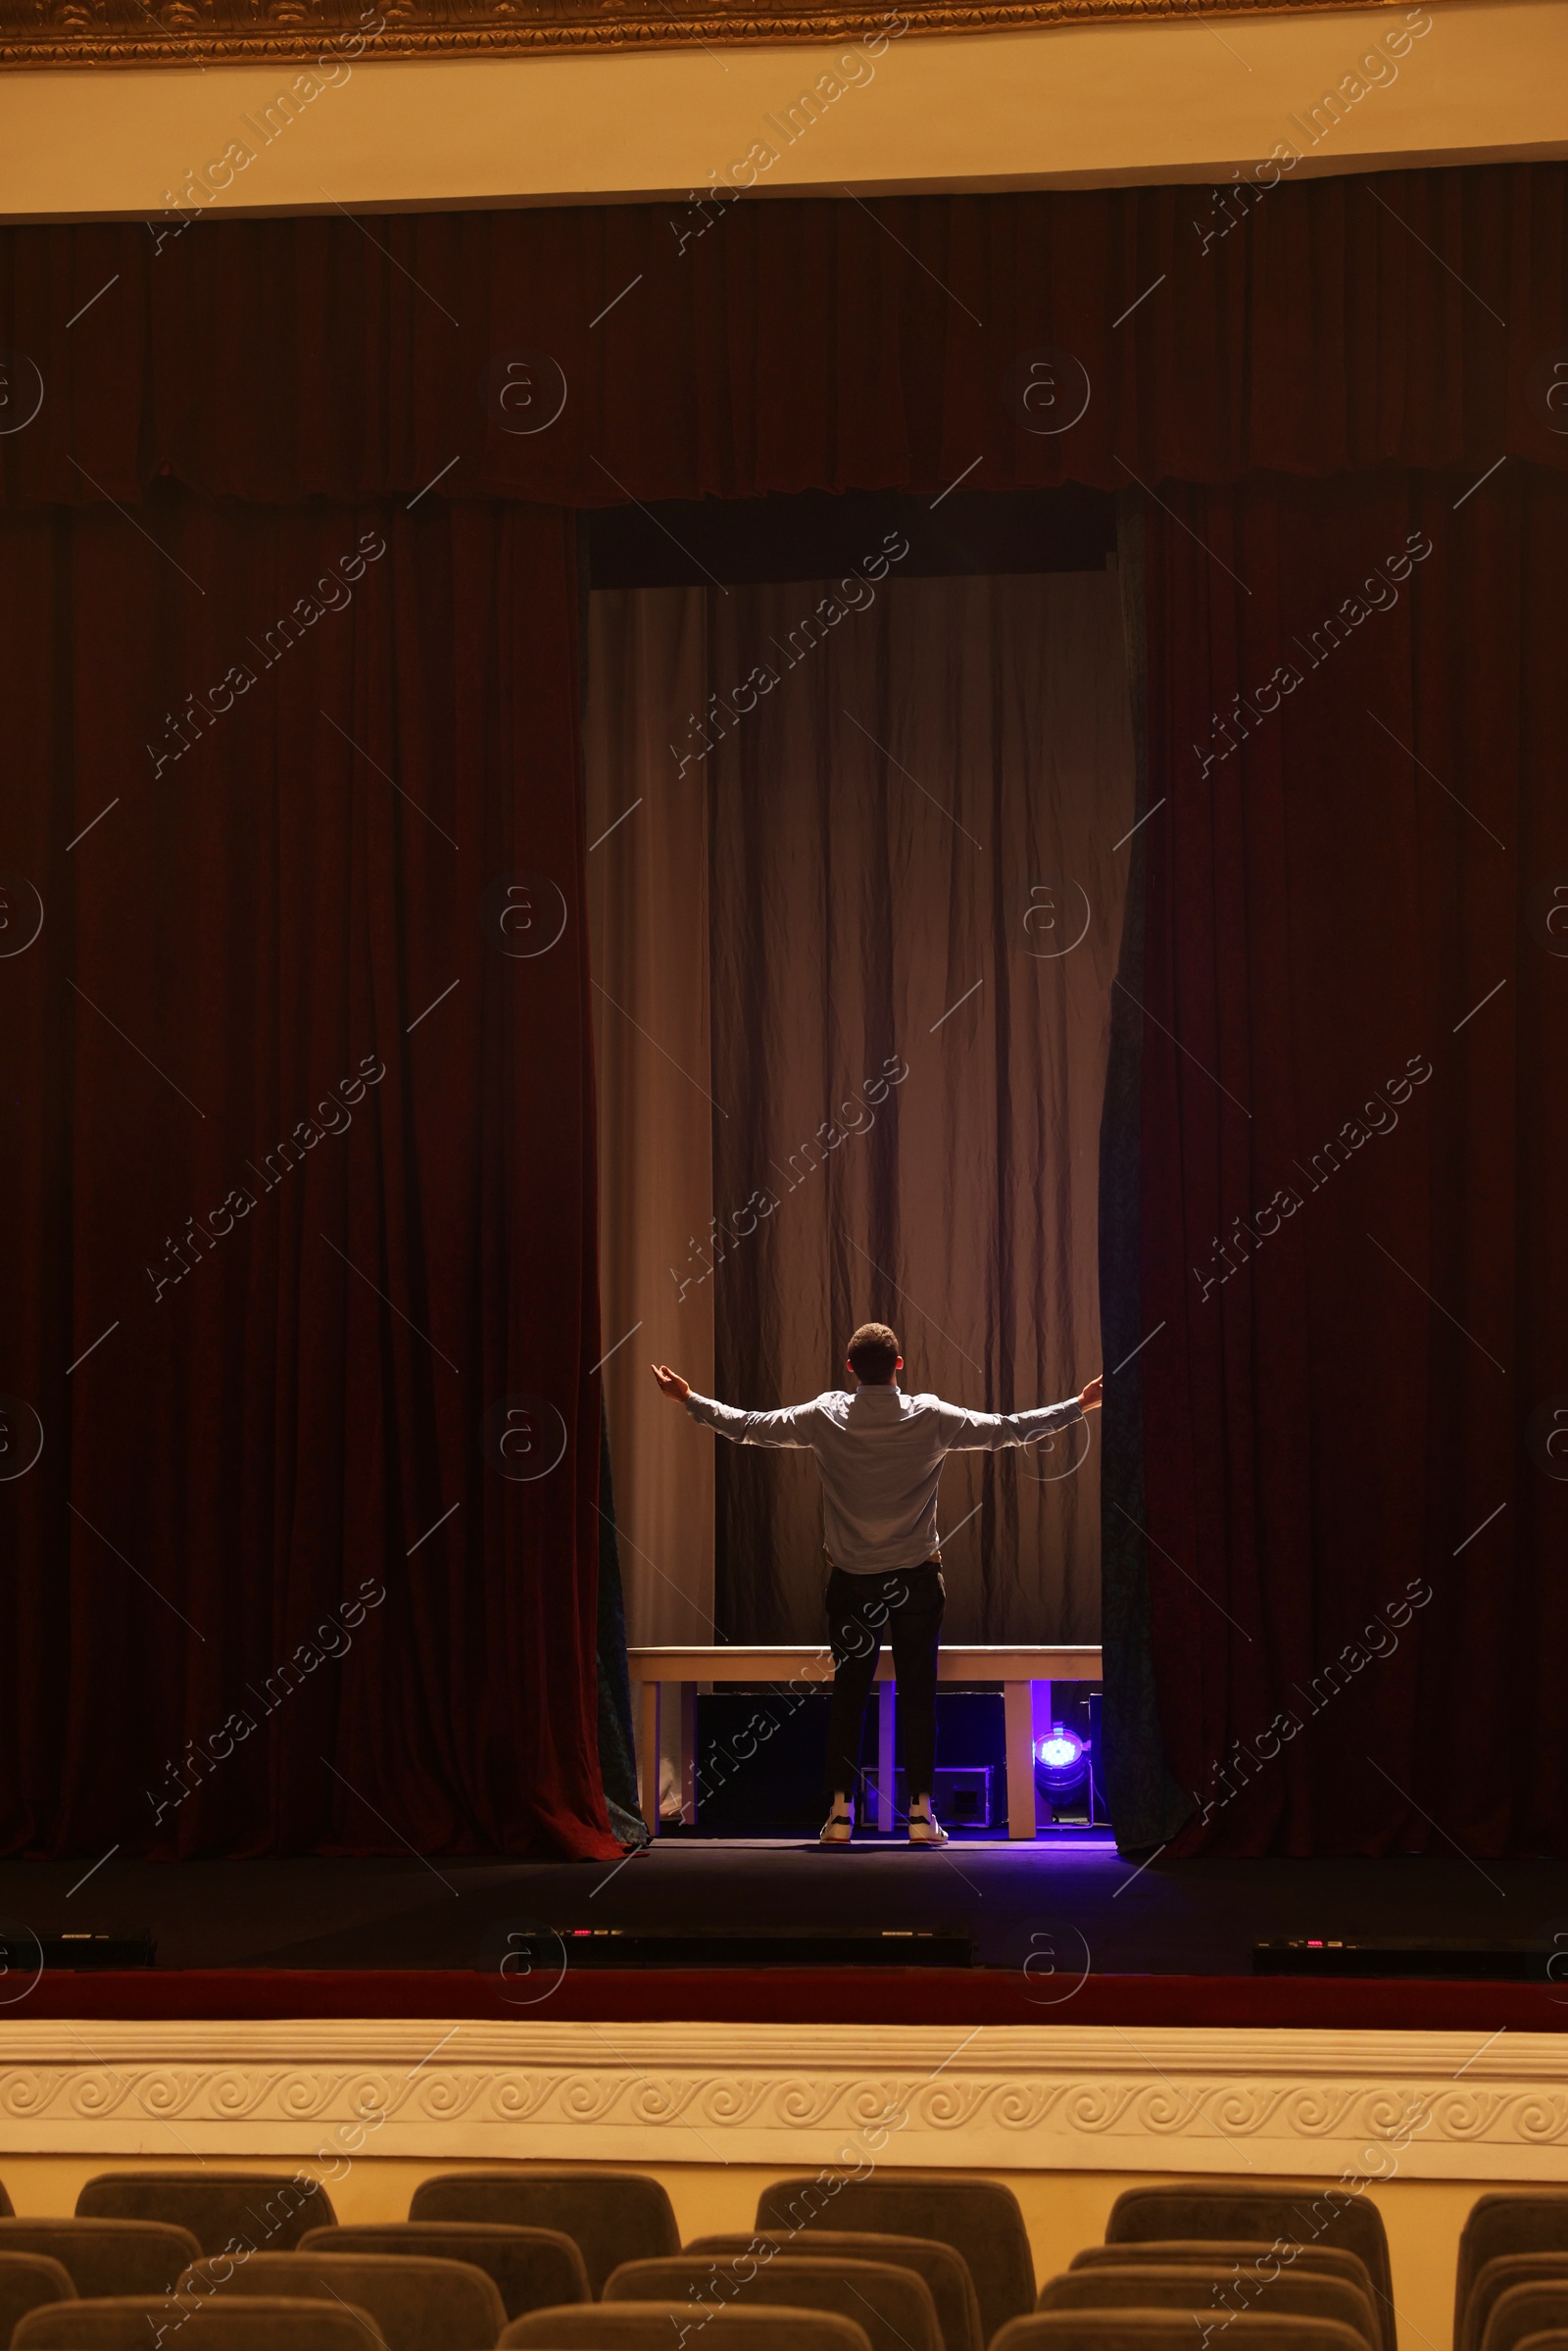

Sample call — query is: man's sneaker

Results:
[908,1811,949,1848]
[819,1808,854,1847]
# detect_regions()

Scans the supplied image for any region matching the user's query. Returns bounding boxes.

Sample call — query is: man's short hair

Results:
[848,1321,900,1383]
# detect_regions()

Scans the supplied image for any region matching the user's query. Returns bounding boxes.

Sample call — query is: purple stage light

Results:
[1033,1723,1091,1803]
[1037,1730,1082,1769]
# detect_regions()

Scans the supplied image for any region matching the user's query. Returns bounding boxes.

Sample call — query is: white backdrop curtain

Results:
[584,587,715,1646]
[587,566,1133,1646]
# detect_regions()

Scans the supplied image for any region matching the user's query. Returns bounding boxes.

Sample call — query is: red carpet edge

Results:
[11,1970,1566,2028]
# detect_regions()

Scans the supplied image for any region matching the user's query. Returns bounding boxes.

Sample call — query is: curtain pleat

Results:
[584,587,717,1644]
[1099,491,1195,1850]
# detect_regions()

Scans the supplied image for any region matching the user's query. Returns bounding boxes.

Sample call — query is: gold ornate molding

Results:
[0,2019,1564,2181]
[0,0,1424,72]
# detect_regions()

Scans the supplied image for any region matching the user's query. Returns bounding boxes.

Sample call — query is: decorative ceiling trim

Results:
[0,0,1421,73]
[0,2017,1563,2181]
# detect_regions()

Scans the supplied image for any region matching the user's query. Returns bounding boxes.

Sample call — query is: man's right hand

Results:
[651,1364,691,1400]
[1079,1374,1103,1414]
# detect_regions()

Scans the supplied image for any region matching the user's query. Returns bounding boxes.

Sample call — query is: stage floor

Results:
[4,1836,1567,1977]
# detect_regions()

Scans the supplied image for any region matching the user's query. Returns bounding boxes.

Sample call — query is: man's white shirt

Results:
[683,1380,1085,1575]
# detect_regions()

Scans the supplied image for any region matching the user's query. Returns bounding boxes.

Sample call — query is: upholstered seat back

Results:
[412,2174,678,2299]
[178,2249,507,2351]
[1038,2263,1376,2349]
[608,2254,941,2351]
[1103,2185,1393,2351]
[77,2174,337,2257]
[502,2298,874,2351]
[1455,2202,1568,2351]
[0,2251,76,2341]
[16,2292,387,2351]
[0,2220,201,2299]
[755,2174,1033,2342]
[301,2222,589,2318]
[689,2230,982,2351]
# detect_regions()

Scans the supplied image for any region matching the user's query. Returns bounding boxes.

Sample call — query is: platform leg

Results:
[1004,1679,1036,1839]
[639,1680,662,1836]
[877,1675,897,1833]
[679,1682,698,1825]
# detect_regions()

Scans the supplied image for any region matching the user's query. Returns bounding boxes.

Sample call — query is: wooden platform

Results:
[628,1643,1104,1838]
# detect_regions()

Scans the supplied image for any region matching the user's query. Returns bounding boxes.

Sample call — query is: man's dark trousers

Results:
[823,1560,945,1805]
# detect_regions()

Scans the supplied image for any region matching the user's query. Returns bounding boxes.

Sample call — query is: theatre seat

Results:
[1068,2247,1375,2311]
[502,2301,873,2351]
[1478,2283,1568,2351]
[179,2250,507,2351]
[76,2173,337,2256]
[15,2294,388,2351]
[607,2253,942,2351]
[1102,2186,1394,2351]
[1464,2262,1568,2351]
[754,2175,1034,2342]
[0,2251,76,2338]
[688,2231,983,2351]
[0,2220,201,2298]
[300,2224,590,2318]
[1037,2265,1377,2350]
[991,2313,1371,2351]
[1456,2202,1568,2351]
[411,2175,678,2300]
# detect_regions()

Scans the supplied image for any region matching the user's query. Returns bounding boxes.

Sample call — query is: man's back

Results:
[682,1379,1084,1574]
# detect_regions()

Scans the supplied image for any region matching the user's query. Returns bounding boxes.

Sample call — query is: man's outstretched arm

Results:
[650,1363,819,1446]
[937,1373,1102,1450]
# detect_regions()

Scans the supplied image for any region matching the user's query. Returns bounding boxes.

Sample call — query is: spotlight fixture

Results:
[1033,1723,1091,1803]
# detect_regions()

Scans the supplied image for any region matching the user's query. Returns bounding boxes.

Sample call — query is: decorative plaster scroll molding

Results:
[0,2020,1564,2181]
[0,0,1426,73]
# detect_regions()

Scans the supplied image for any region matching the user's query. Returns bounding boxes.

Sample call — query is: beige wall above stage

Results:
[1,0,1565,223]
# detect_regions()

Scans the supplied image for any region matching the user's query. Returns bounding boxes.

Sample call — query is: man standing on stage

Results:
[651,1323,1102,1848]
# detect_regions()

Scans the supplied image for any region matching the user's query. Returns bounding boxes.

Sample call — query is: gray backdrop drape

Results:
[588,567,1133,1647]
[585,587,715,1647]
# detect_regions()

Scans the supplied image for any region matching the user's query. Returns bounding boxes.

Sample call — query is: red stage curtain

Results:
[3,168,1565,1858]
[1139,463,1568,1856]
[0,487,619,1859]
[3,167,1567,513]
